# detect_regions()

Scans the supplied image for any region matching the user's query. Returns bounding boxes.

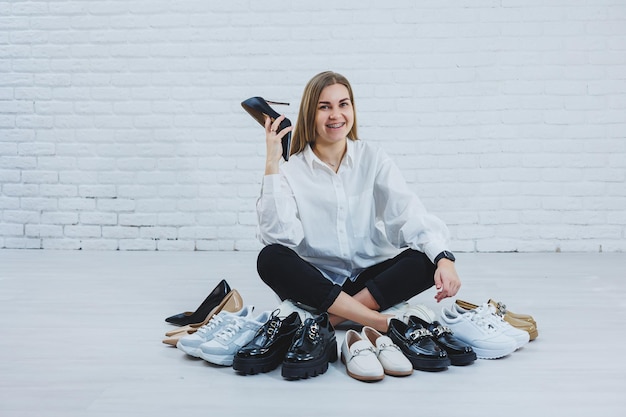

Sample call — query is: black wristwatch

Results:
[434,250,455,265]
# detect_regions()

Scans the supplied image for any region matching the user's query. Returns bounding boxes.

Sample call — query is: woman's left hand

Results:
[433,260,461,303]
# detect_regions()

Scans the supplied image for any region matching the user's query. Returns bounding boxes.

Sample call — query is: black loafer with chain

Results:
[408,316,476,366]
[233,311,302,375]
[281,312,338,380]
[387,318,450,371]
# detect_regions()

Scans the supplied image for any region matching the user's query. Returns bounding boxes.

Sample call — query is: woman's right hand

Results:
[264,114,293,175]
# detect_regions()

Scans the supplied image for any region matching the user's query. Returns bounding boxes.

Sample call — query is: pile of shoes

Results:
[162,279,244,346]
[164,285,338,380]
[164,280,538,381]
[438,299,537,359]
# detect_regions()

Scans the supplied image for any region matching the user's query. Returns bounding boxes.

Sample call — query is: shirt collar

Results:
[303,139,355,171]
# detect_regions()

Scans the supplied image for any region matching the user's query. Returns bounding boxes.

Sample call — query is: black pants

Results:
[256,244,436,313]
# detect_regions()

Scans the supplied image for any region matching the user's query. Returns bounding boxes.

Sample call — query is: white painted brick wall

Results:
[1,1,625,252]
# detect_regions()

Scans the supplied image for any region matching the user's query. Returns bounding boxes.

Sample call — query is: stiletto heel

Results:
[241,96,292,161]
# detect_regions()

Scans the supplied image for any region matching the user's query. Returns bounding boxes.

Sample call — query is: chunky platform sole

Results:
[233,351,284,375]
[448,351,477,366]
[406,355,451,371]
[281,339,338,380]
[473,345,517,359]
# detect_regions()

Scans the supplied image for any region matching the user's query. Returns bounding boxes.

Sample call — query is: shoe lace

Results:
[466,310,496,332]
[196,314,224,336]
[476,303,508,327]
[214,317,245,342]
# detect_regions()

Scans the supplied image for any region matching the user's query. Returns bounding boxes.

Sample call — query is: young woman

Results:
[256,71,460,332]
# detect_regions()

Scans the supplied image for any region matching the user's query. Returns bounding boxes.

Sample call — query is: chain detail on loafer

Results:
[281,312,338,380]
[387,318,450,371]
[233,311,302,375]
[408,316,476,366]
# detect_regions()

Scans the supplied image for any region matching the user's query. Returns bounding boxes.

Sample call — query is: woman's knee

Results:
[258,242,286,265]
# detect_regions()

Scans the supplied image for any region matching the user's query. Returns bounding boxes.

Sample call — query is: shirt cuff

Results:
[262,174,282,195]
[424,241,450,264]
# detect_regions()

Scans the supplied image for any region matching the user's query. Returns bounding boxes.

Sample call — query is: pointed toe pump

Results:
[165,279,231,326]
[241,96,292,161]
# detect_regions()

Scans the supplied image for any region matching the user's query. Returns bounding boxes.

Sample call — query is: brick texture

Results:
[1,1,625,252]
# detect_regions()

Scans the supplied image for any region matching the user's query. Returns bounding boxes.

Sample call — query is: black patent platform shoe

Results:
[233,311,302,375]
[241,96,292,161]
[408,316,476,366]
[164,279,230,326]
[281,312,338,380]
[387,318,450,371]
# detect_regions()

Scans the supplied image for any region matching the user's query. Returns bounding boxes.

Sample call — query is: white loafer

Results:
[340,329,384,382]
[361,326,413,377]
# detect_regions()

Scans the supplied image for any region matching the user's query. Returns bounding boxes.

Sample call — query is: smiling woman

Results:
[289,71,359,156]
[255,70,460,379]
[312,84,355,171]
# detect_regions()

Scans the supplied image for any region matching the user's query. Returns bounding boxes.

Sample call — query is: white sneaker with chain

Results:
[440,304,517,359]
[176,306,254,357]
[199,310,273,366]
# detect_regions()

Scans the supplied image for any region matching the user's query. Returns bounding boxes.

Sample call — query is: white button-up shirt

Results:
[256,140,450,286]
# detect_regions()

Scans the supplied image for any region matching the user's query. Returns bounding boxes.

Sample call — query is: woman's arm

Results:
[256,115,303,247]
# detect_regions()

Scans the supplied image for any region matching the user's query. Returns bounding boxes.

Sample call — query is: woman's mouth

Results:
[326,122,345,129]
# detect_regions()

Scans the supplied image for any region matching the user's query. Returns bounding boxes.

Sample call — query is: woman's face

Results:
[314,83,354,146]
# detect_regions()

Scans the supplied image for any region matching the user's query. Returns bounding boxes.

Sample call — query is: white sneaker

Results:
[382,302,436,324]
[199,310,273,366]
[340,329,384,382]
[453,303,530,349]
[176,306,253,357]
[440,304,517,359]
[361,326,413,377]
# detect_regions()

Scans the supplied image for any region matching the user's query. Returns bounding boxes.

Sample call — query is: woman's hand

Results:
[264,115,293,175]
[433,259,461,303]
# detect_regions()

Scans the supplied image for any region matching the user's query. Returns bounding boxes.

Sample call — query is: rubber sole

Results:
[281,339,338,380]
[406,354,451,372]
[233,351,284,375]
[448,351,477,366]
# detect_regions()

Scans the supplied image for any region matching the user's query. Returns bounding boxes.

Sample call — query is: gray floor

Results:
[0,249,625,417]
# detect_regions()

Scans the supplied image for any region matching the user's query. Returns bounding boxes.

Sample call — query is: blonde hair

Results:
[291,71,359,156]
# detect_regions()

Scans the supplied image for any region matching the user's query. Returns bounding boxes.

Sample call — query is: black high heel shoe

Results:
[164,279,231,326]
[241,97,292,161]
